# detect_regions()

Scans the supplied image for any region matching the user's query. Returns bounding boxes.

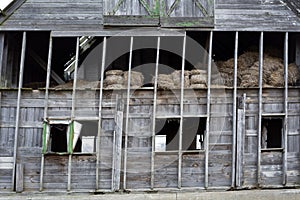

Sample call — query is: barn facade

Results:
[0,0,300,194]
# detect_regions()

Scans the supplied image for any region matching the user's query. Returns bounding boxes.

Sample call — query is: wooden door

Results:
[103,0,214,27]
[103,0,160,26]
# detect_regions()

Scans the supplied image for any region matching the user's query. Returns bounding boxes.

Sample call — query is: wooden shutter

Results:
[160,0,214,27]
[103,0,160,26]
[103,0,214,27]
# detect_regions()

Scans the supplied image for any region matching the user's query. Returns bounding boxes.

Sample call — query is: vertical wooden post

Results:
[151,36,160,189]
[257,32,264,187]
[283,32,289,186]
[113,107,123,191]
[96,36,107,191]
[12,32,26,191]
[16,164,24,193]
[40,35,53,192]
[236,93,246,187]
[178,33,186,189]
[232,31,238,188]
[123,36,134,190]
[67,36,80,192]
[205,31,213,189]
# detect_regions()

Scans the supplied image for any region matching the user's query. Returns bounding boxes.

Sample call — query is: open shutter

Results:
[160,0,214,27]
[103,0,160,26]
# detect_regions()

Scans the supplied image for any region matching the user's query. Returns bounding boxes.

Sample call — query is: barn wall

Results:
[1,0,300,31]
[0,87,300,192]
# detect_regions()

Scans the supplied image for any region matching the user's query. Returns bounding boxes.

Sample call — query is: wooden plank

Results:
[236,109,244,187]
[103,15,159,27]
[15,164,23,192]
[113,110,123,191]
[160,17,214,28]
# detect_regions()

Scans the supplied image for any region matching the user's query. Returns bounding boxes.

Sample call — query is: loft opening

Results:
[261,117,283,149]
[49,124,81,153]
[182,117,206,151]
[155,117,206,151]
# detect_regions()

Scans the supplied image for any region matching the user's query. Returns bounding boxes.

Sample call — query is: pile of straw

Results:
[288,63,300,85]
[171,70,190,88]
[124,71,144,88]
[190,69,207,88]
[156,74,174,90]
[103,70,124,89]
[215,51,300,87]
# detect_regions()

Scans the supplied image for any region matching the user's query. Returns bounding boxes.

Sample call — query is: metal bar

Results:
[123,36,134,190]
[0,33,5,85]
[178,32,187,189]
[205,31,213,189]
[150,36,160,189]
[257,32,264,187]
[283,32,289,186]
[39,35,53,192]
[67,37,80,191]
[232,31,238,188]
[96,36,107,191]
[12,32,26,191]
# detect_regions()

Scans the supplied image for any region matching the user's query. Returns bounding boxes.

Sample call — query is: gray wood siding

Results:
[0,0,300,31]
[0,0,103,31]
[0,88,300,192]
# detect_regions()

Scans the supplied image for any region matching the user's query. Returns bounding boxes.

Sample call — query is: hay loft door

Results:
[160,0,214,27]
[103,0,160,26]
[103,0,215,27]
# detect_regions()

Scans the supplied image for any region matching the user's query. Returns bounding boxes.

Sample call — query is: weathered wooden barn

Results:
[0,0,300,194]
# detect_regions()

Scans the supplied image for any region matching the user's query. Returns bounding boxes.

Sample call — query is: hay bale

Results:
[190,74,207,84]
[238,51,259,69]
[288,63,300,85]
[189,83,206,88]
[156,74,174,90]
[171,70,190,88]
[269,69,284,87]
[104,75,124,85]
[105,84,123,89]
[190,69,207,75]
[105,70,123,76]
[123,71,144,87]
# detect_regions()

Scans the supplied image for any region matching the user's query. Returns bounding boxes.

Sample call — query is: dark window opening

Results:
[49,124,81,153]
[155,118,180,151]
[50,124,68,152]
[261,118,283,149]
[182,117,206,151]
